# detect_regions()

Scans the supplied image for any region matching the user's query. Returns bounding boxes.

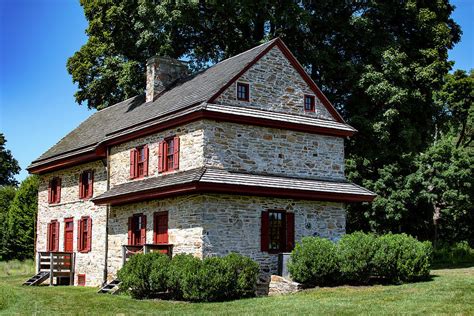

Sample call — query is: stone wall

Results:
[200,194,345,277]
[36,160,107,286]
[106,195,205,280]
[109,121,205,187]
[105,194,345,281]
[203,120,345,180]
[215,46,335,121]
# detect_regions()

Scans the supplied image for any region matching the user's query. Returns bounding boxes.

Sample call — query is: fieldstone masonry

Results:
[216,46,334,120]
[203,120,345,180]
[36,160,107,286]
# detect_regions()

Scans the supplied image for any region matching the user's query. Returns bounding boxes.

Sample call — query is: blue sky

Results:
[0,0,473,183]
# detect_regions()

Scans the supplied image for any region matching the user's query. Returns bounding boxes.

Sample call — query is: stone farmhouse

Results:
[27,38,375,288]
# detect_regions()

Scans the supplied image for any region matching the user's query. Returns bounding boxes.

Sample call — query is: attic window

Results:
[304,95,315,112]
[237,82,250,101]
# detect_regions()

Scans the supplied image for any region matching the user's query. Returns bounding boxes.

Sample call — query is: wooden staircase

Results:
[98,279,121,294]
[22,271,50,286]
[33,252,75,286]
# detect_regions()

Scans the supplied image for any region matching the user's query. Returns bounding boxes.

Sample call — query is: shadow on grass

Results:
[431,262,474,270]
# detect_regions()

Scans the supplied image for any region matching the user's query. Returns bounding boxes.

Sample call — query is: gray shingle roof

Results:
[92,168,375,203]
[32,40,277,165]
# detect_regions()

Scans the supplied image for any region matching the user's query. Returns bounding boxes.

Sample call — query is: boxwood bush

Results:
[337,232,377,284]
[117,252,170,299]
[118,252,259,301]
[372,233,432,283]
[289,233,432,287]
[287,237,340,286]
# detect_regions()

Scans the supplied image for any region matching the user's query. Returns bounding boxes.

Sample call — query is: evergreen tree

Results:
[0,133,20,186]
[0,186,16,260]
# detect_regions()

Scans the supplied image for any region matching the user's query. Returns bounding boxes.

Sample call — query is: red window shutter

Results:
[154,212,169,244]
[47,223,51,251]
[54,221,59,252]
[286,212,295,252]
[88,171,94,198]
[86,217,92,252]
[77,219,82,251]
[173,137,180,170]
[48,181,52,204]
[158,141,165,173]
[56,178,61,203]
[143,145,149,176]
[130,149,137,178]
[140,215,147,245]
[79,173,83,198]
[261,211,269,252]
[127,217,133,245]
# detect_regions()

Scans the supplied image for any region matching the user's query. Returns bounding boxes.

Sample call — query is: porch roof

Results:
[92,168,376,205]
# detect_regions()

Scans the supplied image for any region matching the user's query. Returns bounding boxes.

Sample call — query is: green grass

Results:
[0,262,473,315]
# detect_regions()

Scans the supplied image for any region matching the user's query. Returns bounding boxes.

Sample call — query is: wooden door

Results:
[154,212,169,245]
[64,219,74,252]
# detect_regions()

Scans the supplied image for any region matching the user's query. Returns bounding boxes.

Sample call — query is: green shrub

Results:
[433,241,474,266]
[174,253,259,302]
[372,233,432,283]
[118,253,170,299]
[288,237,340,286]
[167,254,201,300]
[337,232,377,284]
[224,253,260,298]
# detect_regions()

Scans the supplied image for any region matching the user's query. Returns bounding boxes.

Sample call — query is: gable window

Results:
[260,210,295,253]
[158,137,180,173]
[79,170,94,199]
[47,220,59,252]
[304,95,315,112]
[236,82,250,101]
[130,145,149,179]
[128,214,147,246]
[48,177,61,204]
[77,216,92,253]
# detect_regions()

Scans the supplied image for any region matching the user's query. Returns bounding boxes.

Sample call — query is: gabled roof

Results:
[92,167,376,206]
[28,38,351,173]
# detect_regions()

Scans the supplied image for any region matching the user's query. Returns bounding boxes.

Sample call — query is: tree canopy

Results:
[67,1,471,245]
[0,133,20,186]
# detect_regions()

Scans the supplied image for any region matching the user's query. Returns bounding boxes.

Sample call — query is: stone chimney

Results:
[146,56,189,102]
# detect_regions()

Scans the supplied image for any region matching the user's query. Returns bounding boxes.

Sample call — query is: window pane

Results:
[269,211,284,251]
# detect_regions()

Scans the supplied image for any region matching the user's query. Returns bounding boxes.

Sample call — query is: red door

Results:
[154,212,169,253]
[64,218,74,252]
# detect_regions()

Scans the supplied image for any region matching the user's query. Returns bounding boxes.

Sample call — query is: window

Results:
[78,216,92,253]
[48,177,61,204]
[47,220,59,252]
[304,95,315,112]
[158,137,180,173]
[128,214,147,246]
[154,211,169,244]
[77,274,86,286]
[260,210,294,253]
[130,145,149,179]
[237,82,250,101]
[64,218,74,252]
[79,170,94,199]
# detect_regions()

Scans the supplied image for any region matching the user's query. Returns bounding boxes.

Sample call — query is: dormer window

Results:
[48,177,61,204]
[237,82,250,101]
[79,170,94,199]
[304,95,315,112]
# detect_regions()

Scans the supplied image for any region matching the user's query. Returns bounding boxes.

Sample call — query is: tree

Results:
[69,1,461,236]
[3,176,39,260]
[0,133,20,186]
[0,186,16,260]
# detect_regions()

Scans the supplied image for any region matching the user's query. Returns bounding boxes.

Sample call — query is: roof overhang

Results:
[92,168,376,206]
[28,104,355,174]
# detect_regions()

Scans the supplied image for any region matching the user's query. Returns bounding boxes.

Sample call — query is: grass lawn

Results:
[0,264,473,315]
